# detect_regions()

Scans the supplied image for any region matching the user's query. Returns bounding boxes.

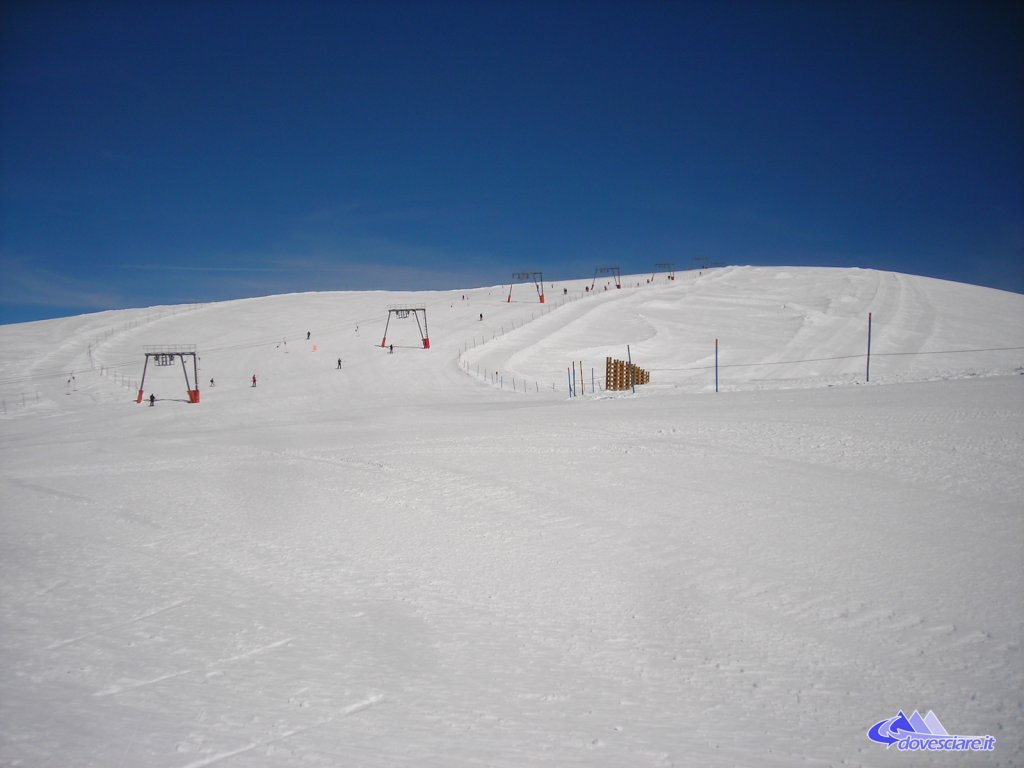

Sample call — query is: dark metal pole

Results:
[627,345,635,394]
[866,312,872,382]
[180,354,191,393]
[715,338,719,393]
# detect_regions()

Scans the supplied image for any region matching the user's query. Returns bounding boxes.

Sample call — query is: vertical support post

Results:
[715,339,719,393]
[579,360,583,395]
[627,345,635,394]
[567,367,573,397]
[191,352,200,403]
[180,354,192,398]
[381,311,392,347]
[866,312,872,383]
[137,355,149,403]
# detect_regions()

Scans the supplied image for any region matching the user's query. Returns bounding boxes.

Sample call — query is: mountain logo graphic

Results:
[867,710,995,752]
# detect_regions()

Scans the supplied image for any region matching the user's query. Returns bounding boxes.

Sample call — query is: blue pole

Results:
[866,312,872,382]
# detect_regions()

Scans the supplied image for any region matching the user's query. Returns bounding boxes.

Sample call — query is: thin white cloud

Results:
[0,257,123,309]
[121,264,291,273]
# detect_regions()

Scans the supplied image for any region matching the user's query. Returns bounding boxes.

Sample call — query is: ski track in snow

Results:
[45,599,194,651]
[1,267,1022,766]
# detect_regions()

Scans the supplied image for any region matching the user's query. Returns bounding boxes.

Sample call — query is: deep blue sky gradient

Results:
[2,0,1022,323]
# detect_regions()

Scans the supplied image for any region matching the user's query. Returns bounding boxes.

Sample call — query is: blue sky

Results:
[1,0,1022,323]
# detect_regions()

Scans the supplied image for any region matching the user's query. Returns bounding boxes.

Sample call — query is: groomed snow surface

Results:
[1,266,1022,767]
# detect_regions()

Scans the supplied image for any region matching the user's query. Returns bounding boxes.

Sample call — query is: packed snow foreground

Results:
[1,266,1022,767]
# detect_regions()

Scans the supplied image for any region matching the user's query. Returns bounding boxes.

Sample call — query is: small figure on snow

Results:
[389,344,394,354]
[306,331,311,340]
[251,374,257,387]
[149,394,155,407]
[210,378,215,387]
[337,358,342,369]
[479,313,483,321]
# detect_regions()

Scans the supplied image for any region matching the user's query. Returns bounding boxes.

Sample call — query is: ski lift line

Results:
[83,290,561,375]
[100,312,388,359]
[2,307,429,387]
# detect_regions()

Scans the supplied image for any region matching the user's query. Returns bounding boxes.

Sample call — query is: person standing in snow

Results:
[149,394,155,406]
[306,331,311,340]
[337,358,342,369]
[251,374,257,387]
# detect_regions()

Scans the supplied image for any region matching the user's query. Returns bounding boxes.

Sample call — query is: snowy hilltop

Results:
[1,266,1022,767]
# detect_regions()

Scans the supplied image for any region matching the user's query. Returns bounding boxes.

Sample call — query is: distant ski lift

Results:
[507,271,545,303]
[381,306,430,349]
[137,345,200,404]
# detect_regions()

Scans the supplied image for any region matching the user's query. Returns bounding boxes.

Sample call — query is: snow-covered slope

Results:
[1,267,1022,766]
